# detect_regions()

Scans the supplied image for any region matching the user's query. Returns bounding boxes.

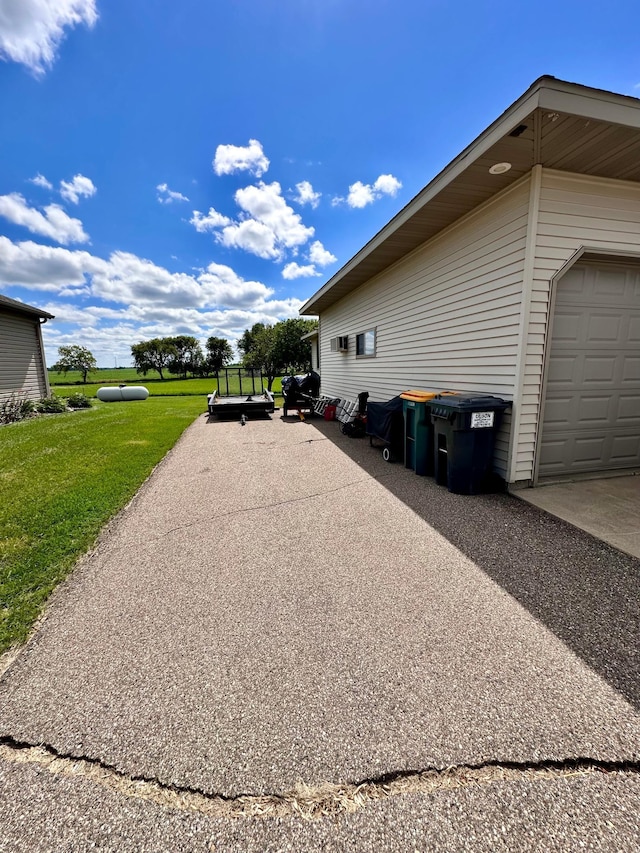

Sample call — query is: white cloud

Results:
[197,263,274,307]
[346,181,376,209]
[213,139,270,177]
[29,173,53,190]
[0,236,281,315]
[195,180,315,262]
[293,180,321,208]
[234,181,314,252]
[219,218,280,259]
[190,207,231,233]
[0,193,89,244]
[89,251,204,308]
[282,262,321,280]
[336,173,403,208]
[373,174,402,196]
[0,0,97,75]
[281,240,336,279]
[0,236,105,293]
[0,235,305,367]
[60,174,96,204]
[308,240,336,267]
[156,183,189,204]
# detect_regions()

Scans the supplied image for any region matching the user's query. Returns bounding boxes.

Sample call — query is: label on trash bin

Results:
[471,411,494,429]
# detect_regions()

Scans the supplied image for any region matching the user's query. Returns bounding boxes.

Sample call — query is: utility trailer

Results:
[207,369,275,419]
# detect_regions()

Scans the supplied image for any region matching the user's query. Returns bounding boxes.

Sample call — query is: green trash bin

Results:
[402,391,436,475]
[430,394,509,494]
[401,390,458,476]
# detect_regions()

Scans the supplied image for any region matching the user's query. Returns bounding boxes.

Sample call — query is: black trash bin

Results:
[430,394,509,494]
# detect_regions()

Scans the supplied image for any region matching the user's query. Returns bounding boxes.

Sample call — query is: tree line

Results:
[52,319,318,390]
[130,335,232,380]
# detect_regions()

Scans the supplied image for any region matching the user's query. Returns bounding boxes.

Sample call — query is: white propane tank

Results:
[97,386,149,402]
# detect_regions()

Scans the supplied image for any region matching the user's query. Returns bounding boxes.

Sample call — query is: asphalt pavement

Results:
[1,411,638,851]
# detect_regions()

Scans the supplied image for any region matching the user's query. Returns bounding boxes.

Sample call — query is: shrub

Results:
[66,393,92,409]
[0,394,35,425]
[35,395,67,414]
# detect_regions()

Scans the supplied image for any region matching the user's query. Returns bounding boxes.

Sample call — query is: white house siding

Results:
[0,310,49,402]
[517,169,640,482]
[319,177,531,479]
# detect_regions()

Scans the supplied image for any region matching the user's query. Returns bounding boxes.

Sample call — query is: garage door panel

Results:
[551,312,581,341]
[543,395,572,426]
[547,355,577,384]
[548,353,629,387]
[617,394,640,421]
[539,261,640,478]
[629,312,640,345]
[574,436,606,464]
[623,357,640,381]
[546,390,640,429]
[538,437,568,470]
[593,269,627,298]
[560,266,586,294]
[587,313,623,341]
[583,355,617,383]
[578,395,613,424]
[611,434,640,463]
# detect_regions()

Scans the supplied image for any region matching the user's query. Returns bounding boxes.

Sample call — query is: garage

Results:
[538,260,640,479]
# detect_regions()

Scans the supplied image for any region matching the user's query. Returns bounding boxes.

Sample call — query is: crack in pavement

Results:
[152,476,374,541]
[1,737,638,822]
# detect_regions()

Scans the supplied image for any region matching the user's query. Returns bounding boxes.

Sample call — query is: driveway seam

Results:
[1,736,638,822]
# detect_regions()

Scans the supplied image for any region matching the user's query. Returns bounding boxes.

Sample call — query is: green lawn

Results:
[49,367,150,385]
[49,370,284,399]
[0,396,204,654]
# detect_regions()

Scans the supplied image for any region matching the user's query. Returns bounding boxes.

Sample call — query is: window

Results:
[356,329,376,357]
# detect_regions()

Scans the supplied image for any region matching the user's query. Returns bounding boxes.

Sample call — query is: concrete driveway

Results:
[1,413,638,851]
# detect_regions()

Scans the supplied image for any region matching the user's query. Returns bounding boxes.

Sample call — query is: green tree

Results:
[237,323,265,362]
[239,324,279,390]
[52,345,97,384]
[237,318,318,390]
[131,338,176,380]
[205,336,234,373]
[272,318,318,374]
[166,335,204,379]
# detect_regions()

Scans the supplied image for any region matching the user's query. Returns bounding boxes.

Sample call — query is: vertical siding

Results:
[517,169,640,481]
[0,310,49,402]
[319,178,531,479]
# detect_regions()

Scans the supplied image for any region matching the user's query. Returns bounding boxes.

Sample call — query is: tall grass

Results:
[0,397,204,653]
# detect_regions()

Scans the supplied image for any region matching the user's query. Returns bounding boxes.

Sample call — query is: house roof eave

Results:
[300,76,640,316]
[0,293,55,320]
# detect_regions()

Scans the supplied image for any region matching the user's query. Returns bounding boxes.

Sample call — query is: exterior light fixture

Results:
[489,162,512,175]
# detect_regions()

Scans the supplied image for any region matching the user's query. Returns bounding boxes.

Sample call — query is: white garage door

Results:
[539,261,640,478]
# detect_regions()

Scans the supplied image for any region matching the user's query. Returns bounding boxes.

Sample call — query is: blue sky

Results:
[1,0,639,366]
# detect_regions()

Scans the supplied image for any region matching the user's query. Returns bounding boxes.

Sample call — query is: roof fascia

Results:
[538,83,640,129]
[0,299,54,320]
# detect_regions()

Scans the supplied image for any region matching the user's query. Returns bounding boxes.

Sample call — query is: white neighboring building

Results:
[0,295,54,403]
